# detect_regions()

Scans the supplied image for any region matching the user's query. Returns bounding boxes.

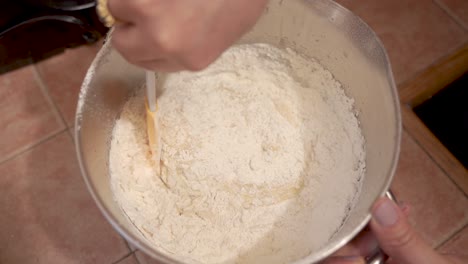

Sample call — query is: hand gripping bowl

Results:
[75,0,401,263]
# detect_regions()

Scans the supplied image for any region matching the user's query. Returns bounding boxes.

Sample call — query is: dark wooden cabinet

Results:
[0,0,108,74]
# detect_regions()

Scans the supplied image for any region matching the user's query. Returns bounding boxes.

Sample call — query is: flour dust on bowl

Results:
[75,0,401,263]
[110,43,365,263]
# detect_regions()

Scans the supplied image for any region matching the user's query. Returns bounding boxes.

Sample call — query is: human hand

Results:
[106,0,268,72]
[323,197,465,264]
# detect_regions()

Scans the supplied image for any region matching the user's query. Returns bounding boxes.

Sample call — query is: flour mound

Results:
[110,43,365,264]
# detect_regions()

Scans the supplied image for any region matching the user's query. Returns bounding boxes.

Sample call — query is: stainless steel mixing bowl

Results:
[75,0,401,263]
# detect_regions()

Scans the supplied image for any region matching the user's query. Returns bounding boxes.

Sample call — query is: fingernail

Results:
[372,198,399,227]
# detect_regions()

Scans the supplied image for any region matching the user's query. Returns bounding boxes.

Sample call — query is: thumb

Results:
[370,197,447,264]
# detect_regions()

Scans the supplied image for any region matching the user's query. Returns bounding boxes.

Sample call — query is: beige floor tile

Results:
[437,0,468,29]
[116,253,139,264]
[390,131,468,246]
[439,225,468,256]
[335,0,467,85]
[0,66,64,162]
[438,225,468,263]
[0,132,129,264]
[35,42,102,126]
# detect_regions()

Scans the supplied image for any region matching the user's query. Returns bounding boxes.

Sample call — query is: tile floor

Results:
[0,1,467,263]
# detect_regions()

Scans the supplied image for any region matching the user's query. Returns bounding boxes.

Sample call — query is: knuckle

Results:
[154,31,182,54]
[386,226,416,249]
[132,0,154,13]
[111,36,138,63]
[125,56,140,66]
[111,32,126,51]
[183,57,211,71]
[120,52,137,65]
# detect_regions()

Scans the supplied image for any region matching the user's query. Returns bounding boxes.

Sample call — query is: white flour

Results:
[110,44,365,264]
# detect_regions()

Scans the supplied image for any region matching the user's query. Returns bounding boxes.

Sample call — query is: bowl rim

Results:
[75,0,402,263]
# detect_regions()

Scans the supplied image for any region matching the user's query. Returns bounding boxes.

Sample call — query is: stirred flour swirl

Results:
[110,43,365,264]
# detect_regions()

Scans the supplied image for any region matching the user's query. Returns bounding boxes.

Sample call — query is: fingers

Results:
[112,25,209,71]
[370,197,448,264]
[112,25,153,62]
[105,0,267,72]
[326,199,448,264]
[138,59,183,72]
[332,229,379,258]
[107,0,145,23]
[322,256,365,264]
[112,25,184,72]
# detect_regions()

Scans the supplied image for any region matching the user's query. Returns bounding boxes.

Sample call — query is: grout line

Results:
[436,222,468,249]
[67,130,74,141]
[397,40,468,89]
[134,250,142,264]
[402,124,468,199]
[433,0,468,31]
[0,129,67,165]
[67,126,75,142]
[110,251,135,264]
[397,43,468,197]
[124,239,137,253]
[133,250,142,264]
[32,65,68,129]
